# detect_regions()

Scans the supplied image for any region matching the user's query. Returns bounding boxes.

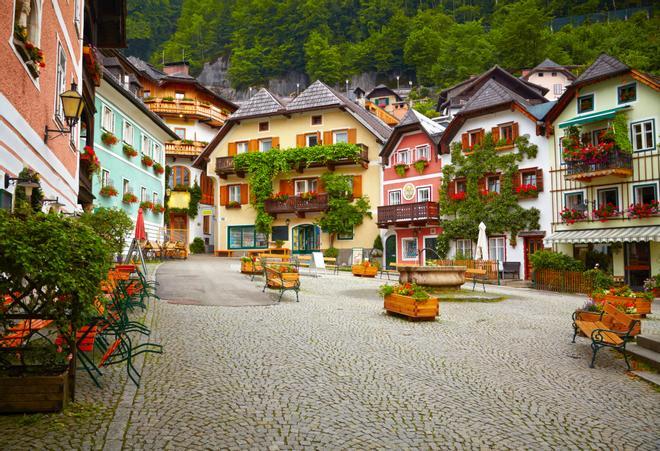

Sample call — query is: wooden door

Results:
[524,237,544,280]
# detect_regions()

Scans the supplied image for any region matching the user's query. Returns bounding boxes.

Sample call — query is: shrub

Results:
[583,269,614,291]
[79,207,133,256]
[189,237,205,254]
[373,235,383,251]
[324,247,339,258]
[529,250,584,272]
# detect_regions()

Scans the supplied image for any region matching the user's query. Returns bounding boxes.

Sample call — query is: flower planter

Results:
[602,294,652,316]
[574,310,603,323]
[0,371,69,413]
[384,293,439,320]
[352,264,378,277]
[241,261,263,274]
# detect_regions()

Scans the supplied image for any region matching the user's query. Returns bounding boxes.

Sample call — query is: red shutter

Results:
[512,171,521,193]
[240,184,249,204]
[352,175,362,198]
[512,122,520,140]
[535,168,544,192]
[461,133,469,151]
[447,180,456,197]
[220,185,228,206]
[317,177,325,193]
[478,177,487,192]
[228,142,237,156]
[280,179,294,195]
[478,129,485,146]
[347,128,357,144]
[491,127,500,143]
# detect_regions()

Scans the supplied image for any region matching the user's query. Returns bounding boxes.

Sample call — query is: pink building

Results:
[377,110,445,267]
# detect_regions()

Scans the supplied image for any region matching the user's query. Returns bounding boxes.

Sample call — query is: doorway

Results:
[385,235,397,269]
[625,242,651,290]
[169,213,188,243]
[292,224,320,254]
[524,236,544,280]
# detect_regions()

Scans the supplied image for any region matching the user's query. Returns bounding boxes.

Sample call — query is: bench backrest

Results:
[502,262,520,271]
[603,303,638,334]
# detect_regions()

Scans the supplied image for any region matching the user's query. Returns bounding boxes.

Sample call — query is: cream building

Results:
[194,81,392,257]
[521,59,576,101]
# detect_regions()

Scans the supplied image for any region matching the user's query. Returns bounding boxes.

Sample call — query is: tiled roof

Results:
[460,79,531,114]
[231,88,286,119]
[324,83,392,141]
[535,58,562,69]
[525,101,556,120]
[398,109,444,137]
[284,80,342,110]
[127,56,166,80]
[574,53,629,85]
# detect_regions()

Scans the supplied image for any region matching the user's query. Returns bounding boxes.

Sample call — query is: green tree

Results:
[304,31,344,85]
[79,207,134,257]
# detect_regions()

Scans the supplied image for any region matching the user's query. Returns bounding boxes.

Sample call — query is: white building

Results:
[521,59,576,101]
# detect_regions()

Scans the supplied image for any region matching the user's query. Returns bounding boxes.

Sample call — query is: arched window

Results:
[169,166,190,188]
[14,0,41,45]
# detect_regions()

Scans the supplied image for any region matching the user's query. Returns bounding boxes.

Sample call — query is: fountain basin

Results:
[398,265,467,288]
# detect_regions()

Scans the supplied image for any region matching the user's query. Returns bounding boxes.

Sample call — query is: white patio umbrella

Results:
[475,222,489,261]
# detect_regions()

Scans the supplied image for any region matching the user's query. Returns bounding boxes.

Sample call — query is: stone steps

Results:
[631,370,660,388]
[627,335,660,371]
[637,335,660,353]
[501,279,533,288]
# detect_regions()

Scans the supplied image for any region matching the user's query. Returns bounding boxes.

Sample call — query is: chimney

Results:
[163,61,190,76]
[521,69,531,77]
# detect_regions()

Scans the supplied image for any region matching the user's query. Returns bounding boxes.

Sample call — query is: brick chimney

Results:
[163,61,190,76]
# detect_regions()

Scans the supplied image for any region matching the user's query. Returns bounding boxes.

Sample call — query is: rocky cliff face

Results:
[198,56,383,101]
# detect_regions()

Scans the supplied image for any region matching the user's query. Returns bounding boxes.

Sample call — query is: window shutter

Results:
[491,127,500,143]
[220,185,228,206]
[240,184,249,204]
[352,175,362,198]
[228,142,237,156]
[315,131,321,144]
[512,171,521,192]
[512,122,519,140]
[461,133,469,150]
[478,129,485,144]
[535,168,544,192]
[296,134,305,147]
[323,131,333,145]
[280,179,294,195]
[317,177,325,193]
[347,128,357,144]
[248,139,258,152]
[272,137,280,149]
[447,180,456,197]
[478,177,487,191]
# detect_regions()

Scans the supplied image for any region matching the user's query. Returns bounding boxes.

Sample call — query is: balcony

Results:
[376,201,439,228]
[264,193,329,218]
[565,149,633,182]
[165,140,207,157]
[144,98,228,126]
[215,144,369,179]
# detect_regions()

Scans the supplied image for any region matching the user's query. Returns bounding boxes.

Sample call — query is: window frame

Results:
[169,166,191,188]
[227,225,268,250]
[141,135,150,155]
[632,183,658,205]
[499,123,514,145]
[122,178,130,195]
[488,236,506,263]
[311,115,322,126]
[416,185,432,202]
[258,121,269,132]
[101,105,114,133]
[337,228,354,240]
[630,119,655,152]
[388,189,402,205]
[395,148,411,165]
[333,130,348,144]
[487,175,501,194]
[101,169,110,188]
[577,93,594,114]
[140,186,147,203]
[401,237,418,261]
[415,144,431,161]
[596,186,619,210]
[152,143,161,163]
[564,190,586,210]
[203,215,211,235]
[152,191,159,205]
[174,128,186,139]
[123,121,134,146]
[305,133,319,147]
[54,40,67,125]
[617,82,637,105]
[468,129,483,148]
[228,184,241,203]
[236,141,249,154]
[293,178,317,195]
[175,91,185,100]
[520,169,537,186]
[259,138,272,152]
[455,239,473,259]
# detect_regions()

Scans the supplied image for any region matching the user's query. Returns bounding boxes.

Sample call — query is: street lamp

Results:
[4,176,39,212]
[44,82,84,143]
[43,197,65,213]
[396,75,400,91]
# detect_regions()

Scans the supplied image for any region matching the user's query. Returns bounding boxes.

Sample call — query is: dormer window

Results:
[311,115,322,125]
[175,91,185,100]
[617,83,636,104]
[258,121,269,132]
[538,73,544,77]
[577,94,594,114]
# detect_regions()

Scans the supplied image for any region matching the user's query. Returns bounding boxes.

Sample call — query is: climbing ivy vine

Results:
[317,173,371,247]
[436,133,541,258]
[231,143,365,234]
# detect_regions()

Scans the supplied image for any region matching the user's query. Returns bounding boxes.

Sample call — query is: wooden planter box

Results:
[240,261,263,274]
[0,371,69,413]
[352,265,378,277]
[574,310,603,322]
[602,294,652,316]
[384,294,439,321]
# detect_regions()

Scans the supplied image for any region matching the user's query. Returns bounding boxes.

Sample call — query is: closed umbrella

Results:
[135,208,147,241]
[475,222,488,260]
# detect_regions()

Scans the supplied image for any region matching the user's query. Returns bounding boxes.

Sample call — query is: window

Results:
[597,187,619,209]
[618,83,636,104]
[153,192,159,205]
[236,141,249,154]
[402,238,418,260]
[294,178,317,195]
[456,180,467,193]
[375,97,389,108]
[631,120,655,151]
[271,226,288,241]
[553,84,563,96]
[175,91,185,100]
[487,176,500,194]
[591,128,607,145]
[565,192,585,210]
[633,184,657,204]
[551,72,557,76]
[488,237,505,262]
[140,187,147,203]
[169,166,190,188]
[305,134,318,146]
[14,0,41,48]
[333,130,348,144]
[102,105,114,132]
[141,135,150,155]
[228,185,241,203]
[55,42,66,122]
[153,144,161,163]
[143,90,150,99]
[521,170,537,186]
[455,239,472,259]
[417,186,431,202]
[577,94,594,114]
[499,124,514,144]
[258,121,269,132]
[469,129,483,148]
[203,215,210,235]
[174,128,186,139]
[311,115,322,125]
[228,226,267,249]
[122,179,130,195]
[388,190,402,205]
[259,138,272,152]
[415,145,430,161]
[101,169,110,187]
[395,149,411,165]
[337,229,353,240]
[123,121,133,145]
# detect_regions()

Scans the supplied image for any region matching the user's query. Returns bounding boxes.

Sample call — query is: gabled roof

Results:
[460,79,532,115]
[285,80,343,110]
[521,58,576,81]
[573,53,629,86]
[379,109,445,159]
[231,88,286,119]
[366,84,403,102]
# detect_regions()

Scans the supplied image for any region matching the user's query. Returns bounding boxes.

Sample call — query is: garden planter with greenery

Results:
[380,283,439,320]
[394,163,409,177]
[352,260,378,277]
[153,162,165,175]
[141,155,154,167]
[266,265,299,288]
[240,257,263,274]
[101,131,118,146]
[123,144,138,158]
[123,193,138,204]
[99,185,118,197]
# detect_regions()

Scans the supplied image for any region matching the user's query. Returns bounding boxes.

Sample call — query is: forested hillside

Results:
[126,0,659,90]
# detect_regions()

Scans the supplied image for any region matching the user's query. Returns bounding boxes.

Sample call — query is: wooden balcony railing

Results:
[565,150,633,181]
[264,193,329,218]
[144,98,229,126]
[377,201,439,228]
[165,140,207,156]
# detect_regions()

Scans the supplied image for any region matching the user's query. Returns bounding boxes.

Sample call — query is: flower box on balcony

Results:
[226,201,241,209]
[515,184,538,199]
[592,202,620,222]
[123,144,138,158]
[153,162,164,175]
[560,208,587,224]
[141,155,154,167]
[412,159,429,174]
[99,185,118,197]
[627,201,659,219]
[101,131,118,146]
[122,193,138,204]
[394,163,409,177]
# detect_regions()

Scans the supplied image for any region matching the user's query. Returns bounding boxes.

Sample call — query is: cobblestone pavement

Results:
[1,258,659,450]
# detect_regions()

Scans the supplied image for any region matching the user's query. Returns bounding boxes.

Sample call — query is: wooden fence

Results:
[429,259,500,282]
[532,268,593,294]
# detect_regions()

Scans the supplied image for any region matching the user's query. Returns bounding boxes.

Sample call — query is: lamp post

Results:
[43,197,65,214]
[44,82,84,143]
[4,177,40,212]
[396,75,400,91]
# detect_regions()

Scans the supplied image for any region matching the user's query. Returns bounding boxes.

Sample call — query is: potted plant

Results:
[352,260,379,277]
[300,191,318,201]
[13,25,45,78]
[643,274,660,298]
[122,144,138,158]
[413,159,429,174]
[80,146,100,175]
[394,163,408,177]
[560,208,587,224]
[227,200,241,209]
[627,201,659,219]
[153,162,164,175]
[139,201,153,210]
[122,193,138,204]
[266,264,299,288]
[141,155,154,167]
[151,203,165,214]
[574,300,604,324]
[240,256,263,274]
[379,283,439,320]
[274,240,285,248]
[597,285,653,316]
[270,192,289,202]
[101,131,118,146]
[99,185,118,197]
[449,191,466,202]
[515,184,538,198]
[592,202,619,222]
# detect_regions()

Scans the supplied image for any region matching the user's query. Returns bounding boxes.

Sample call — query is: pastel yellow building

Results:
[544,54,660,289]
[194,81,392,255]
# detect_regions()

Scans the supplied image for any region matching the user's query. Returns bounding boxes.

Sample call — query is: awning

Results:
[558,105,630,129]
[545,226,660,244]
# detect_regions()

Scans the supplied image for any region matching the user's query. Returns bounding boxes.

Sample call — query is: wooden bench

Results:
[501,262,520,279]
[262,265,300,302]
[215,250,234,257]
[572,303,640,370]
[465,269,487,292]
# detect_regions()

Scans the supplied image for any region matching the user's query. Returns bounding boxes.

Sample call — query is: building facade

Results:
[194,81,392,258]
[544,54,660,289]
[521,58,576,101]
[377,109,445,268]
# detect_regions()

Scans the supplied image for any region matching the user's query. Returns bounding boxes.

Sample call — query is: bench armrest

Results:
[590,327,627,343]
[572,310,604,322]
